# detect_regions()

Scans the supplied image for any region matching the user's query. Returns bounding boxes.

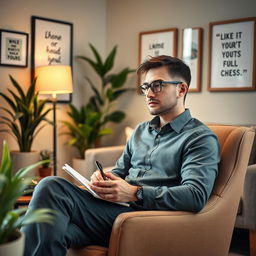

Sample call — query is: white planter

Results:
[72,158,89,181]
[11,151,40,176]
[0,231,25,256]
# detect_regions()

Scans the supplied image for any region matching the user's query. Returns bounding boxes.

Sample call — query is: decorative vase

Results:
[10,151,40,176]
[0,230,25,256]
[39,167,52,178]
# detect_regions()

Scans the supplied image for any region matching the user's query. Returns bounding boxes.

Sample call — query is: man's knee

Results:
[35,176,66,194]
[30,176,70,207]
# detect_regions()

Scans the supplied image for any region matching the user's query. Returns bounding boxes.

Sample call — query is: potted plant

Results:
[61,104,113,177]
[0,75,52,174]
[62,104,112,159]
[39,150,52,178]
[66,44,134,159]
[0,140,56,256]
[76,44,134,130]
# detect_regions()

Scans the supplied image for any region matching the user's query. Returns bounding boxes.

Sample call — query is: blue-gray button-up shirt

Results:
[112,109,220,212]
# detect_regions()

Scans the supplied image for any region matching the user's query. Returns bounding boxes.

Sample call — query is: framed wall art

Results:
[208,17,256,91]
[139,28,178,64]
[181,27,203,92]
[31,16,73,102]
[0,29,28,67]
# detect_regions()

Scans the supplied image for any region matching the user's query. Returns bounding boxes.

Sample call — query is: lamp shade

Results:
[35,65,73,95]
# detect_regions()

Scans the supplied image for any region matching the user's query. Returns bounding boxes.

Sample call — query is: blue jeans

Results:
[21,176,134,256]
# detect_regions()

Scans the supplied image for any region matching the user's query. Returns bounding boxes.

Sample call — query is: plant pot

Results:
[0,230,25,256]
[11,151,40,176]
[39,167,52,178]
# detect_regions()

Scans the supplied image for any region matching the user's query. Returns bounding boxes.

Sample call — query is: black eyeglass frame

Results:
[139,79,183,95]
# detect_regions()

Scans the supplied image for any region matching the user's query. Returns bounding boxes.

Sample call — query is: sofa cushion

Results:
[237,198,243,215]
[248,127,256,165]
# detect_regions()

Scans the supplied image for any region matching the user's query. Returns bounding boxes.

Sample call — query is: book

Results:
[62,164,129,207]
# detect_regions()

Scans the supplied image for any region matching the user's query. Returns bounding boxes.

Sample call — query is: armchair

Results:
[69,125,255,256]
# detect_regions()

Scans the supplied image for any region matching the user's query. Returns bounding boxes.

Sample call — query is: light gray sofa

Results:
[235,132,256,256]
[82,127,256,256]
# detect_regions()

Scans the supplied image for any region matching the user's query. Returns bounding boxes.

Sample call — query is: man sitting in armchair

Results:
[21,55,220,256]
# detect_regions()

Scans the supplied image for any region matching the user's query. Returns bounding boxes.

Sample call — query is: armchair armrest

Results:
[84,145,124,178]
[242,164,256,229]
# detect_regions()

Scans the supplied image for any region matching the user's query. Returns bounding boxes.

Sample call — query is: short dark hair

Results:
[137,55,191,87]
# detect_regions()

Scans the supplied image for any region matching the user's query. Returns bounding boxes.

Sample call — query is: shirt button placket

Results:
[147,134,160,170]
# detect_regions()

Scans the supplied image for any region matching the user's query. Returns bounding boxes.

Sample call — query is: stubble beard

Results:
[148,98,178,116]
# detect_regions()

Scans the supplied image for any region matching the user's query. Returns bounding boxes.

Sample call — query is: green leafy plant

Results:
[61,104,112,159]
[63,44,135,158]
[39,150,52,168]
[0,75,52,152]
[76,44,134,120]
[0,140,56,244]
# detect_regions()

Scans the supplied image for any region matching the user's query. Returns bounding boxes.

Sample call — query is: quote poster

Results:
[209,18,255,91]
[0,30,28,67]
[31,16,73,102]
[139,28,177,64]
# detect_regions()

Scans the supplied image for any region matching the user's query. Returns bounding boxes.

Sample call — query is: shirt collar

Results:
[149,109,192,133]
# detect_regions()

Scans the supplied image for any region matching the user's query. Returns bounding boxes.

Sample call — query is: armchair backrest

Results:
[208,125,254,198]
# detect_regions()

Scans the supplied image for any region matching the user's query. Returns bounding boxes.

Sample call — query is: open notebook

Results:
[62,164,129,207]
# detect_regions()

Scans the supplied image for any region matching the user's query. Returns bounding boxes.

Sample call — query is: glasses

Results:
[139,80,182,95]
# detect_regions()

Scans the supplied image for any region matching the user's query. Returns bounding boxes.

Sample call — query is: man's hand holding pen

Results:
[90,170,138,203]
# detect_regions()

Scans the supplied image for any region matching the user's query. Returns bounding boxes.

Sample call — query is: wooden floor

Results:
[229,228,249,256]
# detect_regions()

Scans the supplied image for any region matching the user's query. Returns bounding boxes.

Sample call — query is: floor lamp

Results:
[35,65,73,176]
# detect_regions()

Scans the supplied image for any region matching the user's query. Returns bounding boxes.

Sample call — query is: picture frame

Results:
[139,28,178,65]
[31,16,73,103]
[0,29,28,67]
[208,17,256,91]
[181,27,203,92]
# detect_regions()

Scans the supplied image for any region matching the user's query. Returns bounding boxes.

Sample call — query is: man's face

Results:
[142,66,182,116]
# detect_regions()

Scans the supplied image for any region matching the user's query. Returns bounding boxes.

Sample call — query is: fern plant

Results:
[0,75,52,152]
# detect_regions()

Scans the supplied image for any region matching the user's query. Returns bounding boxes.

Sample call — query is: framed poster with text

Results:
[31,16,73,102]
[0,29,28,67]
[208,17,256,91]
[139,28,178,64]
[181,27,203,92]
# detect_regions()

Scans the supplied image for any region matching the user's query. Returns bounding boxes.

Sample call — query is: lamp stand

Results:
[52,96,57,176]
[35,65,73,176]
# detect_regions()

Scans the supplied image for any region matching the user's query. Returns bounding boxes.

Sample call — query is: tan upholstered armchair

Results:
[69,125,255,256]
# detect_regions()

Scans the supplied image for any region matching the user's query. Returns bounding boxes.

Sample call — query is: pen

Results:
[95,160,107,180]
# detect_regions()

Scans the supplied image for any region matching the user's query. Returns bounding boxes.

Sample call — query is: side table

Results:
[15,195,32,208]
